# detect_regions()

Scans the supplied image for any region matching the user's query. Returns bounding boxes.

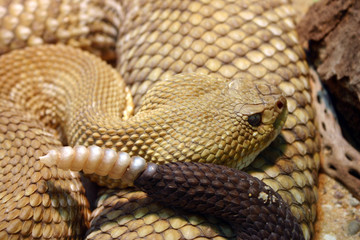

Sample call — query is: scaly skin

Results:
[0,44,286,238]
[0,0,320,239]
[135,162,305,240]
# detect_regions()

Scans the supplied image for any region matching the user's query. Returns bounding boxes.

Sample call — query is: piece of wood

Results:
[297,0,360,145]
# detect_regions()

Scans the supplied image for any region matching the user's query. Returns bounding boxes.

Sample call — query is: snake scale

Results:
[0,0,320,239]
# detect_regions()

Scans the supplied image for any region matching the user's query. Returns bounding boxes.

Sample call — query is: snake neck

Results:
[67,99,250,168]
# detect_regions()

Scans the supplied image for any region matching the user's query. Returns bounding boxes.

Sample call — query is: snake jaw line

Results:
[40,146,147,185]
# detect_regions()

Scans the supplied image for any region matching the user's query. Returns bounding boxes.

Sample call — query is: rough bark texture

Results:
[297,1,360,239]
[309,68,360,199]
[297,0,360,146]
[297,0,360,199]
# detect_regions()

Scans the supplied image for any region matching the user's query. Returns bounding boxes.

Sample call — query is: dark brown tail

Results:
[134,162,304,240]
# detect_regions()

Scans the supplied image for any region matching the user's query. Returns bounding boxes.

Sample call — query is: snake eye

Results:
[248,113,262,126]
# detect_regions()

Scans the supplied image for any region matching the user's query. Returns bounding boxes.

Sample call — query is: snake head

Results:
[224,78,288,169]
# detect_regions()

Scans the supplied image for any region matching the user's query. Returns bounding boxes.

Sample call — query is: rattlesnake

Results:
[0,0,320,239]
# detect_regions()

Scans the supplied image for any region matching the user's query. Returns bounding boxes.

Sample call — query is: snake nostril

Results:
[276,100,284,110]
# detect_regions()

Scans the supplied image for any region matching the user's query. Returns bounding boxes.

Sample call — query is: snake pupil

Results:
[248,113,262,126]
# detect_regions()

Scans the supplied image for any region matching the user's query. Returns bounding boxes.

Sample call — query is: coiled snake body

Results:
[0,0,320,239]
